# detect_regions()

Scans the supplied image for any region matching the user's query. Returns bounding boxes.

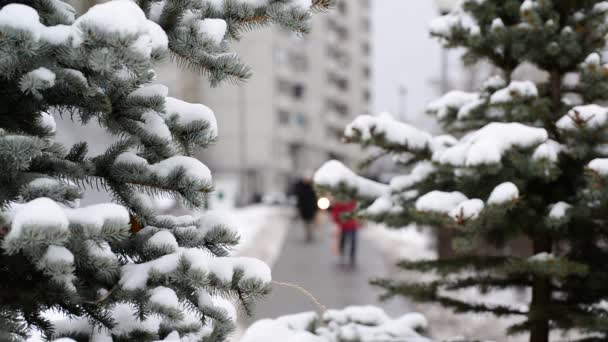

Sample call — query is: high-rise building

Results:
[195,0,373,205]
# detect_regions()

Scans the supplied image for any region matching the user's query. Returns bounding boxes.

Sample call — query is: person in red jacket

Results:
[330,200,360,266]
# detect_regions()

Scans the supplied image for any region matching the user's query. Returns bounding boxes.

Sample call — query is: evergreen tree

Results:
[0,0,330,341]
[315,1,608,341]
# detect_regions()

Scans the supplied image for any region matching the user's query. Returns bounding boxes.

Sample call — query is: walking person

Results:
[292,177,319,242]
[330,200,360,267]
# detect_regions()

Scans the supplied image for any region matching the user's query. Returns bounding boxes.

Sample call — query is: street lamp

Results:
[434,0,460,93]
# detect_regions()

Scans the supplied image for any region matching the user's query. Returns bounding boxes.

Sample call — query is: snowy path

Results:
[245,212,412,324]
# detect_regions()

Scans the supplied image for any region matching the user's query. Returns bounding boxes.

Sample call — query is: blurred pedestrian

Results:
[292,177,319,242]
[330,200,360,266]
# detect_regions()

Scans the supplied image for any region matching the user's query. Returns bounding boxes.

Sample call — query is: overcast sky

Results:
[372,1,442,131]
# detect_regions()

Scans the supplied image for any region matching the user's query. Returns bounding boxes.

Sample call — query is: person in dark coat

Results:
[330,200,360,266]
[292,177,319,241]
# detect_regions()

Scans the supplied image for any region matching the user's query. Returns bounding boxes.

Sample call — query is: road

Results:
[246,212,412,323]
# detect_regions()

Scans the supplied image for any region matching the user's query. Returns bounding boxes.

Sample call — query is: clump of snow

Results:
[0,4,44,40]
[483,75,507,90]
[65,203,130,233]
[129,84,169,98]
[593,2,608,13]
[197,19,227,44]
[111,302,162,336]
[314,160,389,199]
[416,191,468,214]
[147,230,178,252]
[242,306,430,342]
[149,286,179,309]
[390,161,436,191]
[557,105,608,131]
[39,245,74,266]
[85,240,117,261]
[4,198,69,247]
[38,112,57,133]
[529,252,555,262]
[490,81,538,104]
[491,18,505,30]
[583,52,601,68]
[430,10,480,38]
[588,158,608,176]
[449,199,484,221]
[521,0,538,13]
[364,196,394,216]
[487,182,519,205]
[345,114,433,151]
[433,122,548,167]
[548,202,571,219]
[139,111,172,140]
[532,139,562,162]
[165,97,218,139]
[114,152,213,185]
[427,91,480,119]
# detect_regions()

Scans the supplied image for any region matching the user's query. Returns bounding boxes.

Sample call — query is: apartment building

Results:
[195,0,373,205]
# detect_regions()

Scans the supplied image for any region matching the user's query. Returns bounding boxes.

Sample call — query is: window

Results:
[363,89,371,102]
[292,84,305,99]
[363,66,371,79]
[325,99,350,116]
[337,0,347,15]
[362,42,371,55]
[277,110,290,125]
[328,72,349,91]
[295,112,308,127]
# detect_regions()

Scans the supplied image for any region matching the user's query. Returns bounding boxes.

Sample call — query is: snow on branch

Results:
[432,122,548,167]
[557,104,608,131]
[344,114,434,154]
[314,160,389,200]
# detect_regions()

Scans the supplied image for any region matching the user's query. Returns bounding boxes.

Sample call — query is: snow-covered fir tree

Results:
[0,0,331,341]
[315,1,608,341]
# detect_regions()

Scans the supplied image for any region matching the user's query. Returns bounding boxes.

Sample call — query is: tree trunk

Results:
[529,238,552,342]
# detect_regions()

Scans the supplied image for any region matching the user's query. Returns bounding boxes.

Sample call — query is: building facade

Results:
[194,0,373,205]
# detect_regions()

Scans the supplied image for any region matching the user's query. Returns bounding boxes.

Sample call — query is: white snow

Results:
[588,158,608,175]
[164,97,218,139]
[345,114,432,151]
[557,104,608,130]
[487,182,519,205]
[140,111,172,140]
[491,18,505,30]
[390,161,436,191]
[593,1,608,13]
[430,10,480,38]
[427,91,480,119]
[529,252,555,262]
[65,203,130,233]
[5,198,69,245]
[490,81,538,104]
[85,240,117,260]
[584,52,601,67]
[129,84,169,98]
[483,75,507,90]
[364,196,393,216]
[39,112,57,133]
[147,230,179,251]
[415,191,468,214]
[0,4,44,40]
[532,139,562,162]
[433,122,548,167]
[314,160,389,199]
[548,202,571,219]
[197,19,227,44]
[149,286,179,309]
[151,156,212,183]
[449,199,484,221]
[40,245,74,265]
[232,256,272,285]
[111,302,161,336]
[521,0,538,13]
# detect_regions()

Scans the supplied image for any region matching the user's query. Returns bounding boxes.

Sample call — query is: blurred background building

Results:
[197,0,373,206]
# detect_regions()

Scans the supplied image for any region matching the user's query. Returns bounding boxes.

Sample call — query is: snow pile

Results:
[588,158,608,175]
[390,161,436,191]
[548,202,571,219]
[433,122,548,166]
[557,104,608,130]
[314,160,389,199]
[197,19,227,44]
[416,191,468,214]
[490,81,538,104]
[449,199,484,221]
[427,91,480,119]
[38,112,57,133]
[430,10,480,38]
[114,152,213,185]
[165,97,219,139]
[528,252,555,262]
[241,306,431,342]
[487,182,519,205]
[0,2,168,55]
[345,114,433,151]
[532,139,563,162]
[120,248,271,290]
[364,196,395,216]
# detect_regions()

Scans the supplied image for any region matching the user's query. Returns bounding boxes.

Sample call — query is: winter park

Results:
[3,0,608,341]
